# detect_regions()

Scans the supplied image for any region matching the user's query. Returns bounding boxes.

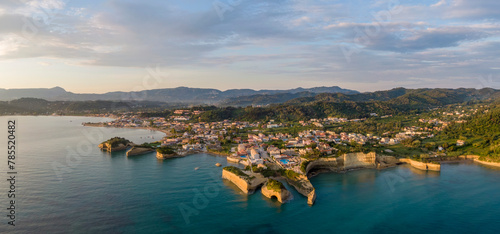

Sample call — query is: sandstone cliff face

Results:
[305,158,340,174]
[376,155,400,169]
[261,180,291,203]
[226,157,240,164]
[126,147,155,156]
[461,155,480,160]
[342,152,377,170]
[98,143,129,152]
[156,152,181,159]
[285,174,316,205]
[305,154,398,174]
[222,170,266,194]
[400,158,441,171]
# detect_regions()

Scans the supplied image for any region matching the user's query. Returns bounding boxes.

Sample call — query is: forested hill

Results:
[2,88,499,118]
[288,88,500,105]
[442,106,500,161]
[0,98,174,115]
[222,88,500,107]
[197,88,500,122]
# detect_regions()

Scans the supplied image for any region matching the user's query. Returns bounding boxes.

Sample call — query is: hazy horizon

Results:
[1,84,499,95]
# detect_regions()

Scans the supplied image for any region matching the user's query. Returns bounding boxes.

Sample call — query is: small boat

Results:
[194,167,200,171]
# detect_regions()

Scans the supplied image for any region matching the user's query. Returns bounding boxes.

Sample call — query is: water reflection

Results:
[341,169,377,187]
[222,179,250,206]
[474,162,500,171]
[405,164,441,178]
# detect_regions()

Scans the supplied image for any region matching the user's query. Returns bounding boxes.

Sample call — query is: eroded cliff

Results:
[222,167,266,194]
[261,179,291,203]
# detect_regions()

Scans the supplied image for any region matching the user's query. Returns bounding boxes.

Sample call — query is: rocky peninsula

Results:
[222,166,266,194]
[99,137,133,152]
[156,146,182,159]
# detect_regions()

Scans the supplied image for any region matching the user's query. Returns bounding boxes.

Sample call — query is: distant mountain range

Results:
[1,87,499,116]
[0,86,359,104]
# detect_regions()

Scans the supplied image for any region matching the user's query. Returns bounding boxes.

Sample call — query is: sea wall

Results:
[400,158,441,171]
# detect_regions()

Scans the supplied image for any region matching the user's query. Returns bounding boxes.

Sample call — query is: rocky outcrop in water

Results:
[98,137,132,152]
[261,179,291,203]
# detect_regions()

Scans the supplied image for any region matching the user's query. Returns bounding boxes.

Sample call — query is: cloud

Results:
[447,0,500,20]
[366,26,488,52]
[0,0,499,92]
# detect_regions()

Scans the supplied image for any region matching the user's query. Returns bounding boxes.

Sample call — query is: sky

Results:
[0,0,499,93]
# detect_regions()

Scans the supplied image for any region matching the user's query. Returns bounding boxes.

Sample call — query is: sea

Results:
[0,116,499,233]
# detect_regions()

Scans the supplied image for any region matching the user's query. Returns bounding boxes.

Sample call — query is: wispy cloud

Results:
[0,0,499,91]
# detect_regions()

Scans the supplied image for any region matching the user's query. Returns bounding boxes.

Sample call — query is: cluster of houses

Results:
[96,110,456,171]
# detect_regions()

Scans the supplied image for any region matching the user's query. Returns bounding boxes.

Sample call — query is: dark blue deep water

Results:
[1,116,500,233]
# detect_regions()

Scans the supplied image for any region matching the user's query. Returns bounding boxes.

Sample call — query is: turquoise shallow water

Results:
[0,116,500,233]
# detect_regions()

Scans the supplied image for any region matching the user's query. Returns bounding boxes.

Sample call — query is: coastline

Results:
[474,159,500,168]
[83,123,170,136]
